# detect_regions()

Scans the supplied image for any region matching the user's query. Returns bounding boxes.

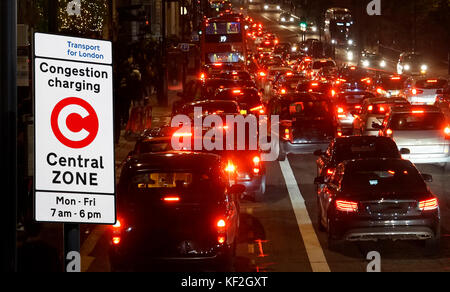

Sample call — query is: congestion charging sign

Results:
[34,33,115,224]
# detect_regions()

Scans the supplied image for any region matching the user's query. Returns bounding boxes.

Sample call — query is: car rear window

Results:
[380,78,405,90]
[335,140,400,163]
[136,141,173,154]
[390,112,445,131]
[288,100,333,118]
[128,172,224,202]
[415,79,448,89]
[313,61,335,70]
[343,164,427,193]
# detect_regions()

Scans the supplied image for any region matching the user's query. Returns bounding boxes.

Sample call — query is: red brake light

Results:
[225,162,236,173]
[386,129,393,136]
[112,237,121,245]
[427,79,438,83]
[163,196,181,203]
[253,156,261,164]
[336,200,358,212]
[327,168,334,175]
[412,110,424,114]
[418,198,438,211]
[284,128,290,140]
[233,89,242,94]
[217,219,226,229]
[113,219,122,229]
[280,88,287,95]
[444,127,450,138]
[391,76,401,80]
[368,105,374,112]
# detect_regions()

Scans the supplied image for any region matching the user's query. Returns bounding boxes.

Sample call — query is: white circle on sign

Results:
[57,104,90,142]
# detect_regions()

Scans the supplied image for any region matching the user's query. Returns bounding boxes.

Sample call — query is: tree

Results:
[57,0,108,36]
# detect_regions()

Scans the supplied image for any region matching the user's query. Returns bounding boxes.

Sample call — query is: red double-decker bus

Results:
[200,14,247,69]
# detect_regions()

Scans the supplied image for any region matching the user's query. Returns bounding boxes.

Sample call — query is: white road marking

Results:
[279,159,331,272]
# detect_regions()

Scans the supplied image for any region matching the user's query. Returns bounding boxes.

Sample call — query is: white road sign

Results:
[34,33,115,224]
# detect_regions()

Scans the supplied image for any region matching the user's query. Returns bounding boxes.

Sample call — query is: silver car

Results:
[377,105,450,167]
[353,97,409,136]
[403,78,448,105]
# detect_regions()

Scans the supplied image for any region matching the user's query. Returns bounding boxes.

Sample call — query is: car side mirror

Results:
[400,148,411,155]
[372,122,382,129]
[421,174,433,183]
[229,184,246,194]
[314,150,323,156]
[314,176,325,185]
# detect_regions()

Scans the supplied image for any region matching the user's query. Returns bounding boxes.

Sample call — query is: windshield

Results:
[390,112,445,131]
[335,140,400,163]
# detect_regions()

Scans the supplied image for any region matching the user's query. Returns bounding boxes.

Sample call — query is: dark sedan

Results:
[315,159,440,253]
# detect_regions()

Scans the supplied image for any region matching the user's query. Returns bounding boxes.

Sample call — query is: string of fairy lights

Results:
[57,0,108,34]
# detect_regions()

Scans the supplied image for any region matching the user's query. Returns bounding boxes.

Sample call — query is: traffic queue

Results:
[108,8,449,271]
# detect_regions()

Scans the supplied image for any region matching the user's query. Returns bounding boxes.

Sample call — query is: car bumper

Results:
[331,217,440,242]
[284,141,329,155]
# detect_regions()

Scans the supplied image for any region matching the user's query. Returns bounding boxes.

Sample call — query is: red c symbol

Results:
[51,97,99,149]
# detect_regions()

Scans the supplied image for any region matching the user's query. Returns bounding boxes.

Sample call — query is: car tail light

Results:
[418,198,438,211]
[258,71,266,78]
[225,162,236,173]
[173,132,193,138]
[336,200,358,212]
[444,127,450,139]
[163,196,181,203]
[326,168,335,175]
[412,110,425,114]
[331,89,336,97]
[337,107,346,119]
[280,88,287,95]
[200,73,206,80]
[386,129,393,137]
[232,89,242,95]
[368,105,374,112]
[250,105,264,114]
[285,128,290,140]
[113,219,122,229]
[253,156,261,164]
[217,219,226,229]
[376,88,386,95]
[217,236,226,244]
[112,237,121,245]
[411,88,424,95]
